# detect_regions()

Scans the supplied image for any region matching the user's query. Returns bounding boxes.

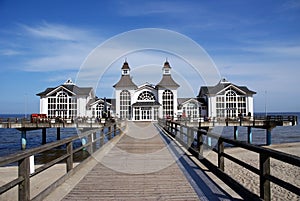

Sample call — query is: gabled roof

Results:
[136,83,156,92]
[156,75,180,88]
[87,98,112,107]
[178,98,203,107]
[113,75,137,89]
[198,79,256,97]
[37,84,93,97]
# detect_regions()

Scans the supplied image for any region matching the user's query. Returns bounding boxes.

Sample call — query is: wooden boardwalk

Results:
[61,122,235,200]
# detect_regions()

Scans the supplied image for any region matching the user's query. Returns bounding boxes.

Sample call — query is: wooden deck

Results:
[61,122,235,200]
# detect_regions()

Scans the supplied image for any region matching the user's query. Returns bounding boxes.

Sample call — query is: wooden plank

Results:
[63,122,199,200]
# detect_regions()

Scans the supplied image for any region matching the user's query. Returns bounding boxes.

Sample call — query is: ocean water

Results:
[0,113,299,158]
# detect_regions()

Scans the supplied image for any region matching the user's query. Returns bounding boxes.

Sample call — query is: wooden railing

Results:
[0,121,126,201]
[158,119,300,201]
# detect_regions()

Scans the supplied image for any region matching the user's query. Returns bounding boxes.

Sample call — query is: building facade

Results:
[113,61,179,121]
[198,78,256,118]
[37,79,112,119]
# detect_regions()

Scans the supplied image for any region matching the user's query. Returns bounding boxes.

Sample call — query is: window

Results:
[137,91,155,101]
[225,90,237,117]
[95,103,104,118]
[162,90,173,118]
[47,90,77,119]
[183,102,198,118]
[120,90,131,119]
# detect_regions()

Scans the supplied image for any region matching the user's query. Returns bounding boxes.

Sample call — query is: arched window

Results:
[162,90,173,118]
[225,89,237,117]
[183,101,198,119]
[57,91,68,118]
[120,90,131,119]
[137,91,155,101]
[96,103,104,118]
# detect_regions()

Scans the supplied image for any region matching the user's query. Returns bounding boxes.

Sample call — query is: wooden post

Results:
[100,128,104,146]
[66,141,73,172]
[87,134,92,154]
[19,157,30,201]
[180,125,183,141]
[187,128,193,147]
[266,128,272,145]
[92,132,97,152]
[108,125,112,140]
[21,130,27,150]
[42,128,46,144]
[113,124,117,137]
[197,129,203,158]
[57,127,61,140]
[234,126,238,140]
[175,123,178,137]
[260,153,270,200]
[247,126,253,144]
[218,140,224,171]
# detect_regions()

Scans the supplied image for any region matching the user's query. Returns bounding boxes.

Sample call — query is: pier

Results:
[0,117,299,201]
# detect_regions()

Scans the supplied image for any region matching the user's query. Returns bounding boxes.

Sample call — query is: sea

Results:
[0,113,299,158]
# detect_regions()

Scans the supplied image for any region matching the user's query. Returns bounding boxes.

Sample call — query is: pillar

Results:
[57,127,61,140]
[266,128,272,145]
[234,126,238,140]
[21,130,27,150]
[42,128,46,144]
[247,127,253,144]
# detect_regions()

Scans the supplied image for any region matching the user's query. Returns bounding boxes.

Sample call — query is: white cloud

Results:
[14,22,104,72]
[0,49,22,56]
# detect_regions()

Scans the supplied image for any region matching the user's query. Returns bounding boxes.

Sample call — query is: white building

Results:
[177,98,206,120]
[113,61,179,121]
[198,78,256,118]
[37,79,112,119]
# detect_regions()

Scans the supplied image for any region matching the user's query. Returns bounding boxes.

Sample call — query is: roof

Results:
[132,101,161,107]
[163,61,171,69]
[197,80,256,97]
[121,61,130,70]
[177,98,198,105]
[37,84,93,97]
[113,75,138,88]
[156,75,180,88]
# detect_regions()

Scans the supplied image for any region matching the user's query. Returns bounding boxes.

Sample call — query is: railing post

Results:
[187,128,192,147]
[42,128,47,144]
[260,153,270,201]
[92,132,97,152]
[19,157,30,201]
[197,129,203,158]
[66,141,73,172]
[180,125,183,142]
[113,123,117,137]
[87,133,93,154]
[100,128,104,146]
[218,139,224,171]
[174,123,178,137]
[108,125,112,140]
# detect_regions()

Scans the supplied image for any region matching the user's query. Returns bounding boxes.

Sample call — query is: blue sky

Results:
[0,0,299,114]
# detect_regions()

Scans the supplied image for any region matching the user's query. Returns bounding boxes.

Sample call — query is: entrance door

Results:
[141,107,152,121]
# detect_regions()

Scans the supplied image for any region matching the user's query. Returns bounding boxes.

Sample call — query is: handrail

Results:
[0,120,126,201]
[158,119,300,201]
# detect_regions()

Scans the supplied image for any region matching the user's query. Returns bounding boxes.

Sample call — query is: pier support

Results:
[42,128,46,145]
[234,126,238,140]
[21,130,27,150]
[247,127,253,144]
[57,127,61,140]
[266,128,272,145]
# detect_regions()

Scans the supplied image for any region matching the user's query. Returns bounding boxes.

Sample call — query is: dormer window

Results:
[164,69,170,75]
[123,69,129,75]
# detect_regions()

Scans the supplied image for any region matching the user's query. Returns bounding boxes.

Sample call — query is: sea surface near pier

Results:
[0,112,299,158]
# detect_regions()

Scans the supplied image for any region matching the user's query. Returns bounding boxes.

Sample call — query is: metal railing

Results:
[158,119,300,201]
[0,121,126,201]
